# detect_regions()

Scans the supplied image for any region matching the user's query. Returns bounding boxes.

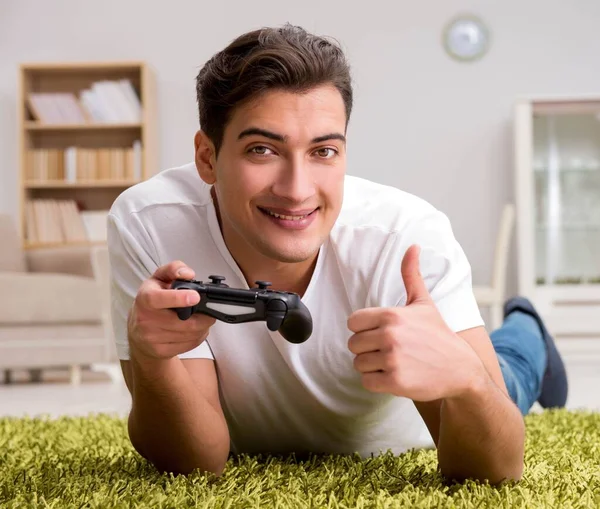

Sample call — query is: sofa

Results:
[0,214,117,385]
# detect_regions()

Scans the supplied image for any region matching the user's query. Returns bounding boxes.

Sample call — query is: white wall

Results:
[2,0,600,295]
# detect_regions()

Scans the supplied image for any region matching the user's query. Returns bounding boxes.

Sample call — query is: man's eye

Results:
[249,146,274,156]
[315,148,338,159]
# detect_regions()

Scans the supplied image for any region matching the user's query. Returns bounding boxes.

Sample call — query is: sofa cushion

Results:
[0,325,107,368]
[0,272,102,324]
[26,246,94,277]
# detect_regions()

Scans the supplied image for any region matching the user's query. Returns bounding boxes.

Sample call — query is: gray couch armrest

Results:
[0,272,102,324]
[25,246,95,278]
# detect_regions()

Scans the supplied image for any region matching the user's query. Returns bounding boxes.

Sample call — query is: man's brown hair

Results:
[195,23,353,156]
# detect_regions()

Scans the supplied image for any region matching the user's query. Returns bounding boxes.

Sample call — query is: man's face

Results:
[199,85,347,264]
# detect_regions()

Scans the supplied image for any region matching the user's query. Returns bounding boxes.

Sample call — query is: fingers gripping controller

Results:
[170,276,313,344]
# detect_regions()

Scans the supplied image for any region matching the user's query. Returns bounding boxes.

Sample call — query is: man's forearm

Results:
[129,354,230,476]
[437,370,525,484]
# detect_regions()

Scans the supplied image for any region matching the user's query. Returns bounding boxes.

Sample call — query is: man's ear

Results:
[194,130,217,184]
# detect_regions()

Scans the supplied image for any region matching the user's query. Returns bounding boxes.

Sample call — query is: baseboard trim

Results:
[90,363,125,385]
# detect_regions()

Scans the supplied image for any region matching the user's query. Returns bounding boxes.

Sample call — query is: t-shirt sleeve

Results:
[374,209,484,333]
[107,211,214,360]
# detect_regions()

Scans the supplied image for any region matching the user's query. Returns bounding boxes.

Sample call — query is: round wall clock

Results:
[442,15,490,62]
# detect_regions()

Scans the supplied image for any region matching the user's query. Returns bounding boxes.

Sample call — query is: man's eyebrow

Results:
[312,133,346,144]
[238,127,286,142]
[237,127,346,144]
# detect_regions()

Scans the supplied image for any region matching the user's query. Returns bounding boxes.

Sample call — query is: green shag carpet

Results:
[0,409,599,508]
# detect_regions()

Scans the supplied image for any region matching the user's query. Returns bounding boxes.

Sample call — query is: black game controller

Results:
[170,275,313,344]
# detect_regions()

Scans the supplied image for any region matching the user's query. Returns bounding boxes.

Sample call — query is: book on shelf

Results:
[26,141,142,182]
[25,199,108,245]
[27,79,141,124]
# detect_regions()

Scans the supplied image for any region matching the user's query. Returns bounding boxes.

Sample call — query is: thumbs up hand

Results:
[347,244,485,402]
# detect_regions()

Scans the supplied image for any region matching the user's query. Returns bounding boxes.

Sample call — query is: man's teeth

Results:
[265,209,311,220]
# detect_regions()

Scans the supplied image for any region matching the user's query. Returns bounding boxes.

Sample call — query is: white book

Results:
[80,89,107,122]
[53,94,78,124]
[118,79,142,122]
[106,81,137,123]
[91,81,122,123]
[28,94,54,123]
[62,93,87,123]
[31,94,64,123]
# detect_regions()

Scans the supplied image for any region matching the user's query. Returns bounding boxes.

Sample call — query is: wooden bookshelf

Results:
[24,180,141,189]
[24,121,143,131]
[18,61,158,249]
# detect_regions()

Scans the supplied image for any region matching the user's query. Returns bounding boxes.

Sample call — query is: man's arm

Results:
[415,326,525,484]
[106,211,230,475]
[120,260,230,477]
[122,356,231,476]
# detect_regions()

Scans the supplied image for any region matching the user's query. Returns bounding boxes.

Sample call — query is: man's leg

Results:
[489,297,569,415]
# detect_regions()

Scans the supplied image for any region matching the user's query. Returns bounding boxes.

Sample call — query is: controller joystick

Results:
[208,275,227,286]
[170,275,313,344]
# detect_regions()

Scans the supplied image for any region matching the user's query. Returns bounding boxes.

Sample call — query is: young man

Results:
[107,24,568,484]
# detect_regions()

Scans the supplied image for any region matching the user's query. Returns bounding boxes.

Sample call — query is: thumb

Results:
[153,260,195,284]
[401,245,430,305]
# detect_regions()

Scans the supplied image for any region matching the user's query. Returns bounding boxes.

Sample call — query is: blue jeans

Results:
[490,311,548,415]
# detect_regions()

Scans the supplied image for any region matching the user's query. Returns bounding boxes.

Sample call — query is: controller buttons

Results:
[255,280,272,290]
[208,275,226,285]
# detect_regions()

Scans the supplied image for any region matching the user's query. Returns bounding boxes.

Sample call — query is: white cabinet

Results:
[514,96,600,338]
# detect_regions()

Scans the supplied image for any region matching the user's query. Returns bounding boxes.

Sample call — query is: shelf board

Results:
[533,100,600,116]
[23,240,106,250]
[21,61,145,72]
[25,122,142,131]
[25,180,140,189]
[534,168,600,174]
[534,284,600,300]
[536,224,600,231]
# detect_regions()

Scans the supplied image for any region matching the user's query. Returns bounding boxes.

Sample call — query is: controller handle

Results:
[279,301,313,344]
[176,307,194,321]
[171,279,197,320]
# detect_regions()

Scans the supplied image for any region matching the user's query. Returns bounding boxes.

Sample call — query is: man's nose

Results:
[271,158,316,204]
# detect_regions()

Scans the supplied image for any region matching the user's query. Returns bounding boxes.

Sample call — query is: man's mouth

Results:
[258,207,319,221]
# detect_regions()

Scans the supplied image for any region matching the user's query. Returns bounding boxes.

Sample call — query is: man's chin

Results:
[257,241,320,264]
[263,250,315,264]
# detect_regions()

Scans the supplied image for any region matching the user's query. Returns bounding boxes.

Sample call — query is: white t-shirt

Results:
[107,162,484,458]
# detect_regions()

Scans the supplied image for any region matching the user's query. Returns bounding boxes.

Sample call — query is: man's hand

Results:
[128,261,217,360]
[347,244,486,401]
